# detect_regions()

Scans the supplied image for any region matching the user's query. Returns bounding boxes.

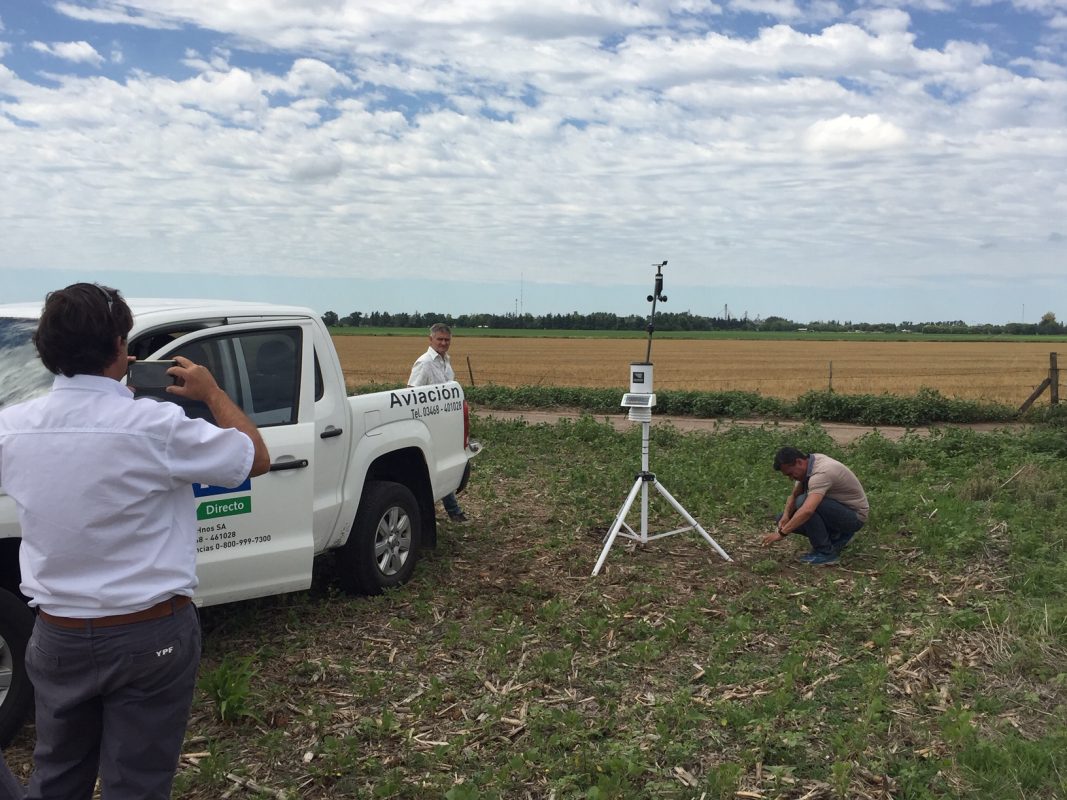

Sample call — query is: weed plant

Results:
[352,383,1022,425]
[793,387,1016,425]
[198,654,259,724]
[41,418,1057,799]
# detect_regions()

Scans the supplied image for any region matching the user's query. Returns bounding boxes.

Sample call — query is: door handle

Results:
[269,458,309,472]
[320,427,343,439]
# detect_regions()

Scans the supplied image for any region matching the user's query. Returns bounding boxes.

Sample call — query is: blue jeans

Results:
[781,494,864,555]
[442,492,462,516]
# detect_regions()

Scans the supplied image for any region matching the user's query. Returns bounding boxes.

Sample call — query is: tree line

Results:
[320,309,1067,335]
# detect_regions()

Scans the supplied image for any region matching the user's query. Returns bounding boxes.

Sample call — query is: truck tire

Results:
[338,481,422,595]
[0,588,33,746]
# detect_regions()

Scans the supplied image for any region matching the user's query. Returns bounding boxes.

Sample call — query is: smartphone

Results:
[127,360,178,389]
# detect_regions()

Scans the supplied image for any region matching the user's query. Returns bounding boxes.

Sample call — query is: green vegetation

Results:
[156,418,1065,799]
[789,387,1018,426]
[355,383,1023,425]
[198,654,259,724]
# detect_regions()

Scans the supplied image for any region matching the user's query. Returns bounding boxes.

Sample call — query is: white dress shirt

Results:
[0,374,253,617]
[407,346,455,386]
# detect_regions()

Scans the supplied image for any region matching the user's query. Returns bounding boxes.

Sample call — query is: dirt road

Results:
[472,408,1022,444]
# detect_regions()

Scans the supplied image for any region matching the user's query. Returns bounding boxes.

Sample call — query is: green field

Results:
[9,418,1062,798]
[186,419,1066,798]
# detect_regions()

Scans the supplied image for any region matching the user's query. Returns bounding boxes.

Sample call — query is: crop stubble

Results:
[333,336,1055,404]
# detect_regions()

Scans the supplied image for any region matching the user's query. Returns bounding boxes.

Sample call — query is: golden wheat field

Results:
[332,335,1061,405]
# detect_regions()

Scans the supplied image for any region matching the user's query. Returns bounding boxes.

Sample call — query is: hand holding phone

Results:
[127,360,178,390]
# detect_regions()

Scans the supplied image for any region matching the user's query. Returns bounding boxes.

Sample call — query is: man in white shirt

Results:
[0,283,270,800]
[407,323,467,522]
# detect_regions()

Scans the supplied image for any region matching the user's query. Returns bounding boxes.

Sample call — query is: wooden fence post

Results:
[466,355,476,387]
[1018,352,1059,412]
[1051,353,1059,405]
[828,360,833,393]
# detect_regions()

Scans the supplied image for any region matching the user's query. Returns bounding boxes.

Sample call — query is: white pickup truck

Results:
[0,298,479,744]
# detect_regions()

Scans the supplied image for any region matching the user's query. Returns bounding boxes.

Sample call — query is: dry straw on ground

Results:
[334,336,1056,405]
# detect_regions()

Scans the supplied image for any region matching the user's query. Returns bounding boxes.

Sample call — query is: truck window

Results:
[313,351,324,401]
[136,327,302,427]
[243,332,300,425]
[0,318,52,408]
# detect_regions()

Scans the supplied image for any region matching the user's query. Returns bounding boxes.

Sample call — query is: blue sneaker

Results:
[796,552,819,563]
[806,552,839,566]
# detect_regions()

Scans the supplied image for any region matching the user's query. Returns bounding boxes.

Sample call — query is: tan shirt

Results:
[805,453,869,522]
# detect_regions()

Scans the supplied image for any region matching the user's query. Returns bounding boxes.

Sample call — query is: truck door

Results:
[140,320,316,606]
[309,338,352,548]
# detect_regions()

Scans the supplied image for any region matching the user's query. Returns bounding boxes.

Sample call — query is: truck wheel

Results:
[0,588,33,746]
[338,481,422,595]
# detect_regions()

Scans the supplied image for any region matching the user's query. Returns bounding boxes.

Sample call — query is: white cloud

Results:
[872,0,952,11]
[54,1,180,30]
[161,67,269,120]
[808,0,844,21]
[727,0,804,20]
[1009,0,1067,14]
[803,113,908,152]
[53,0,676,45]
[1012,55,1067,77]
[0,0,1061,315]
[287,147,344,182]
[28,40,105,67]
[264,58,352,97]
[852,8,913,36]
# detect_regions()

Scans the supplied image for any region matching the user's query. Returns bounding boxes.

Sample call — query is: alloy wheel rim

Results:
[374,506,411,576]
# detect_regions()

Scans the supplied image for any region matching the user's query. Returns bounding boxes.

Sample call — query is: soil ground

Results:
[2,411,1057,798]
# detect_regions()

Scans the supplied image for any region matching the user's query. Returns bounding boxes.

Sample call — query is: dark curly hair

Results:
[33,283,134,377]
[772,446,808,472]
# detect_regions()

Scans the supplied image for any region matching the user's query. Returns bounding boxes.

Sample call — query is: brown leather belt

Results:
[38,595,192,630]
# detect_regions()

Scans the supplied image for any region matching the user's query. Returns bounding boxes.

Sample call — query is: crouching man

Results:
[763,446,868,566]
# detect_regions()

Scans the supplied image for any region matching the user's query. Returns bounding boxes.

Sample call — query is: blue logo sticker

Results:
[193,478,252,498]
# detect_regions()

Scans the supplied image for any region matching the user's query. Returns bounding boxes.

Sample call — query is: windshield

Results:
[0,318,52,408]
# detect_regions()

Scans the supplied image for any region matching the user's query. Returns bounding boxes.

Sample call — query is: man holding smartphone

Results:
[127,358,180,389]
[0,283,270,799]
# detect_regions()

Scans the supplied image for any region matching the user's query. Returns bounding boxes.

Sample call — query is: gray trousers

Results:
[0,751,23,800]
[24,603,201,800]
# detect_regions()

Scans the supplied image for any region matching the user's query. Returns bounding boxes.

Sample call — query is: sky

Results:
[0,1,1065,325]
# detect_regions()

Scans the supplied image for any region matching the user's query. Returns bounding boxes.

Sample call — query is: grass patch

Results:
[354,382,1020,424]
[457,384,1015,425]
[10,419,1063,798]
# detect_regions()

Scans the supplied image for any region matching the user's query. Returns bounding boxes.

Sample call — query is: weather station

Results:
[591,261,732,576]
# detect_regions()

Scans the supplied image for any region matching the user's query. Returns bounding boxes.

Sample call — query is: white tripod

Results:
[591,385,732,575]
